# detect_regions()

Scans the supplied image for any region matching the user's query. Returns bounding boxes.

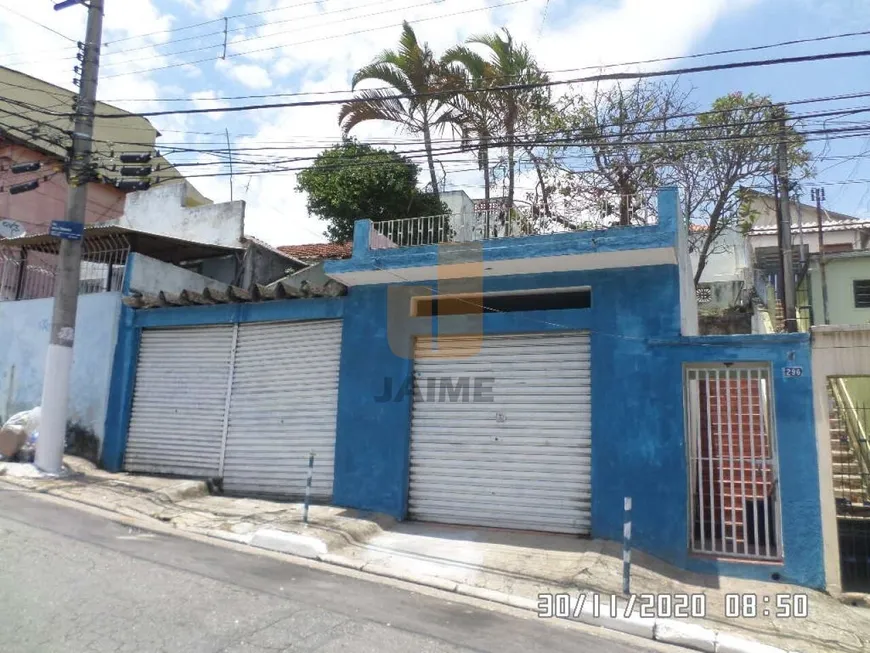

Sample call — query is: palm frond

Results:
[338,88,412,135]
[351,62,413,96]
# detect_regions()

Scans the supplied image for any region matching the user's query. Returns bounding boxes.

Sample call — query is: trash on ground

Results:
[0,407,41,461]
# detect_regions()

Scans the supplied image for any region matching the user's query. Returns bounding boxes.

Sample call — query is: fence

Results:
[369,194,658,250]
[0,233,130,302]
[685,365,782,560]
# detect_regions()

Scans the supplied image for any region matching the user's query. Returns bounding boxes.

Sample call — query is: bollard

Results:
[303,452,315,524]
[623,496,632,595]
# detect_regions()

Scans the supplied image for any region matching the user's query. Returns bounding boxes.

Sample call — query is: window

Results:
[412,287,592,317]
[854,280,870,309]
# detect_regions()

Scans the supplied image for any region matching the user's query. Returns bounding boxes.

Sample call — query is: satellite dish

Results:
[0,219,26,239]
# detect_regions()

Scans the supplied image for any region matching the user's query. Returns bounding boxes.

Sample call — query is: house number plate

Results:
[783,366,803,378]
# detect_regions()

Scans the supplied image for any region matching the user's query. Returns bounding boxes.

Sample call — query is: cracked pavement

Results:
[0,488,669,653]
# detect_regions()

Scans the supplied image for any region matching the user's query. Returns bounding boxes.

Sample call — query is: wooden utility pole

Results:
[776,106,798,333]
[812,187,830,325]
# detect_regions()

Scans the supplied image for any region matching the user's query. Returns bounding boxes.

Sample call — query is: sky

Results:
[0,0,869,246]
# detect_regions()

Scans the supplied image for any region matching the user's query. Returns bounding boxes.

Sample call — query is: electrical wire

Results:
[0,3,77,42]
[96,47,870,116]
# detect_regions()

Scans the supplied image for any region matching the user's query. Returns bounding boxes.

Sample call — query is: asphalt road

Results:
[0,487,665,653]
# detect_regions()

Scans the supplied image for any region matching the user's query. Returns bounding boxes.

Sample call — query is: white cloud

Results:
[176,0,234,20]
[0,0,761,246]
[219,61,273,89]
[189,90,231,121]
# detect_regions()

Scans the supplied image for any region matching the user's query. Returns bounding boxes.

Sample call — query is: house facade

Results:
[0,184,303,450]
[0,66,210,238]
[98,187,826,590]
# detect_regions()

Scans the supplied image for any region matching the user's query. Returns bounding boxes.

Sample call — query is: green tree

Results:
[296,140,446,243]
[461,29,548,213]
[338,21,456,201]
[667,93,812,285]
[441,46,499,215]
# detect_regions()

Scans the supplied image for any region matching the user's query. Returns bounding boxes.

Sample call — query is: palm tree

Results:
[441,46,499,233]
[463,29,546,213]
[338,21,453,201]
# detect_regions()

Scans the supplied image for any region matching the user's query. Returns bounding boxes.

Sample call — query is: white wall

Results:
[691,228,749,283]
[116,182,245,248]
[127,253,229,295]
[0,292,122,445]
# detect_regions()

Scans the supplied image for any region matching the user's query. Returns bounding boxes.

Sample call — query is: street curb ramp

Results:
[246,528,800,653]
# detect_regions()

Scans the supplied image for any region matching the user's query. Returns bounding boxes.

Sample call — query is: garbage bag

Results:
[0,407,41,460]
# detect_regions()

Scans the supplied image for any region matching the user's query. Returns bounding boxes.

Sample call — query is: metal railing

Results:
[830,379,870,506]
[685,365,782,560]
[369,193,658,250]
[0,233,129,302]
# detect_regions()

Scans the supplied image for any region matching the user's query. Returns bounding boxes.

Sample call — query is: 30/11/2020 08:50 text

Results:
[536,593,810,620]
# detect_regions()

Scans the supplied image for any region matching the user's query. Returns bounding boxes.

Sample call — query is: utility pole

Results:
[776,106,798,333]
[813,187,830,325]
[35,0,104,474]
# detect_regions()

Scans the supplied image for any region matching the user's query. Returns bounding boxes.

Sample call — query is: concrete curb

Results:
[150,480,210,504]
[2,479,804,653]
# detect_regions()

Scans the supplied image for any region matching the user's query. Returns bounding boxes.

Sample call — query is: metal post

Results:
[303,452,315,524]
[813,188,830,325]
[777,107,797,333]
[622,496,632,594]
[35,0,104,474]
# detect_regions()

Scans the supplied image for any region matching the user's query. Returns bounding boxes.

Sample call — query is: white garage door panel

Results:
[222,320,341,499]
[125,325,234,477]
[409,332,592,534]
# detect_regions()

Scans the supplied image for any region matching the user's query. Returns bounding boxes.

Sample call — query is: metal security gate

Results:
[125,320,342,495]
[125,325,235,477]
[408,332,592,534]
[685,365,782,560]
[222,320,342,499]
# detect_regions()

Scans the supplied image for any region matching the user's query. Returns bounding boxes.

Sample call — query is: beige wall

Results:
[811,325,870,594]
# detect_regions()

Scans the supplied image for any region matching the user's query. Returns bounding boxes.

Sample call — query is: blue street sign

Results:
[54,0,85,10]
[49,220,84,241]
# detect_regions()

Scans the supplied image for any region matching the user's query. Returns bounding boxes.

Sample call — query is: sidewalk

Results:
[2,457,868,653]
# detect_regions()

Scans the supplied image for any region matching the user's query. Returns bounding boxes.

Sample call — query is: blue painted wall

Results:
[0,292,122,444]
[331,270,823,589]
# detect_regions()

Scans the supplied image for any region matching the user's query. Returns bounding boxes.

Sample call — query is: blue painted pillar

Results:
[351,219,373,261]
[100,305,140,471]
[657,186,679,237]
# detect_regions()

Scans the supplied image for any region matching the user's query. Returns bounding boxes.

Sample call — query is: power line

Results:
[98,0,417,67]
[100,0,531,79]
[0,3,77,42]
[92,48,870,117]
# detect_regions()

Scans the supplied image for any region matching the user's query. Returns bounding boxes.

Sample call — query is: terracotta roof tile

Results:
[277,242,352,261]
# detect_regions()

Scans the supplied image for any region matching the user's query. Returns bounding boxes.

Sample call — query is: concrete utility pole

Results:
[36,0,105,474]
[776,107,798,333]
[813,187,830,325]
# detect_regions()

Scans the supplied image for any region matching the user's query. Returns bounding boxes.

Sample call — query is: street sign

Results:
[49,220,84,241]
[54,0,86,10]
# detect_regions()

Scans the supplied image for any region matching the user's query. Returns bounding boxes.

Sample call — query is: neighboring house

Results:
[805,250,870,327]
[0,183,305,448]
[693,190,870,332]
[690,224,751,310]
[0,66,209,237]
[100,187,826,591]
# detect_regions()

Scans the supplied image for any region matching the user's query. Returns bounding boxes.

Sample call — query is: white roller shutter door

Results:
[409,332,591,534]
[221,320,342,499]
[125,325,234,477]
